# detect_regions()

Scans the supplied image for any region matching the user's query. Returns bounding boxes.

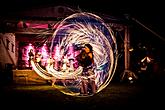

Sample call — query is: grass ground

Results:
[1,80,165,110]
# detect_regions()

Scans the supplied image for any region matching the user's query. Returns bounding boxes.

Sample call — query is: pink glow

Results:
[28,43,33,50]
[30,24,48,28]
[41,44,48,58]
[67,44,75,60]
[54,44,62,60]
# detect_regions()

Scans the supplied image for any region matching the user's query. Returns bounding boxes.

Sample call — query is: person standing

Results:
[77,44,96,95]
[28,49,34,68]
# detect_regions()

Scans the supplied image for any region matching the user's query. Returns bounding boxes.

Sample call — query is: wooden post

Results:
[124,26,130,71]
[121,26,137,82]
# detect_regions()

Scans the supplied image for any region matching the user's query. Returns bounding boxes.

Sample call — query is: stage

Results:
[12,69,48,85]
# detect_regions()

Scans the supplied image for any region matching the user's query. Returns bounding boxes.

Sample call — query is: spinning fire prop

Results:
[30,12,118,97]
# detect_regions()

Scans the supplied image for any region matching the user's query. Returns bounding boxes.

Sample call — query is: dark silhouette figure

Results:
[28,49,34,68]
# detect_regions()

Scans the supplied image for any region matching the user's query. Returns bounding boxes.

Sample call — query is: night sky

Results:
[0,0,165,59]
[0,0,164,35]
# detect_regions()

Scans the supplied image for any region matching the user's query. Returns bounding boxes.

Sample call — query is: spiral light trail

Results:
[31,12,118,97]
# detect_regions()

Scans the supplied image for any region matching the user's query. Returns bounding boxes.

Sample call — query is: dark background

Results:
[0,0,164,40]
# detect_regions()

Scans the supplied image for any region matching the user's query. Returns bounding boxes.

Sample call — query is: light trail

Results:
[31,12,118,97]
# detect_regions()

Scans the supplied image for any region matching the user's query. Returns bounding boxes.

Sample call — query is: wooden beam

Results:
[15,28,54,35]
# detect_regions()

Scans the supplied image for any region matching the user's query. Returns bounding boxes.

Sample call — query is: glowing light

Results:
[141,56,153,63]
[129,48,134,52]
[128,76,133,80]
[31,12,118,97]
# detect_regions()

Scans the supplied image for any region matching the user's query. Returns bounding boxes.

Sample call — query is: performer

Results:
[28,49,34,68]
[35,51,42,66]
[77,44,94,68]
[77,44,96,95]
[46,57,54,70]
